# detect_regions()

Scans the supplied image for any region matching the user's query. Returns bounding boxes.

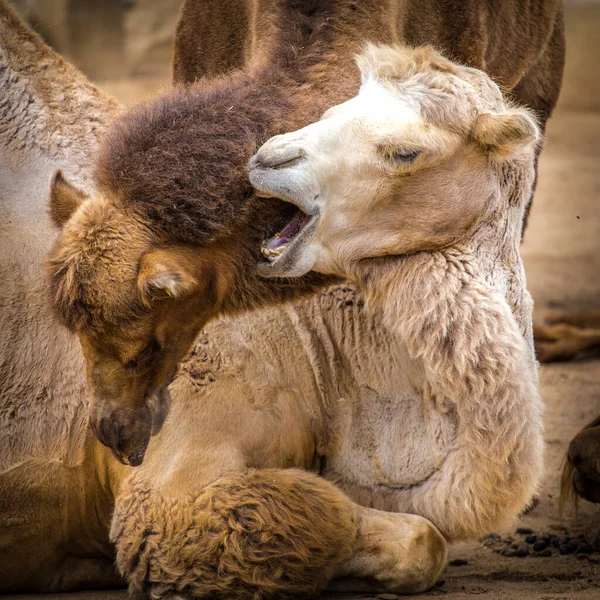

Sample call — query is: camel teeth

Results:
[261,243,288,262]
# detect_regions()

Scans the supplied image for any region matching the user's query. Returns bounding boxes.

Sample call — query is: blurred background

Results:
[7,0,600,110]
[10,0,178,101]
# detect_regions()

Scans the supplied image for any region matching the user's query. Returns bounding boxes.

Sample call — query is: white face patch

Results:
[318,79,423,149]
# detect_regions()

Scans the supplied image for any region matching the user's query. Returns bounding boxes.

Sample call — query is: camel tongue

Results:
[265,210,310,249]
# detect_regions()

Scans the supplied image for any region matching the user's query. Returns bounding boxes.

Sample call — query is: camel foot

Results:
[334,507,447,595]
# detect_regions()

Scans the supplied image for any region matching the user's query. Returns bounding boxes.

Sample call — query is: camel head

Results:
[47,170,232,466]
[249,44,540,279]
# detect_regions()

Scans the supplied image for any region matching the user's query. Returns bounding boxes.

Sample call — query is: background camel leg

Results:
[544,310,600,329]
[111,468,446,599]
[534,319,600,362]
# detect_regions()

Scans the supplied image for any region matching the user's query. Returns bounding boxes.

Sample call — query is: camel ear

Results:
[473,110,540,159]
[138,249,199,305]
[49,171,88,227]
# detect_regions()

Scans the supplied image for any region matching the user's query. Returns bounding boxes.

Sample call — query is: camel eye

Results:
[125,358,138,371]
[390,149,421,163]
[125,338,162,371]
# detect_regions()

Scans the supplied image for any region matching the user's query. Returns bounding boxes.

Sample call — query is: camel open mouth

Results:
[260,208,313,263]
[256,199,320,278]
[249,152,320,277]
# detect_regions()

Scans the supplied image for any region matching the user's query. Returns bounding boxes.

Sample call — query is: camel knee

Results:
[403,518,448,592]
[385,516,447,594]
[111,469,357,599]
[339,509,447,594]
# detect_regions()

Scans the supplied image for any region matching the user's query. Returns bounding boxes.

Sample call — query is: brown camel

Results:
[2,3,446,595]
[47,0,565,466]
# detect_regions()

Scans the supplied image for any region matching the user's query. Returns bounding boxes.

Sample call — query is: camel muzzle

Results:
[91,386,171,466]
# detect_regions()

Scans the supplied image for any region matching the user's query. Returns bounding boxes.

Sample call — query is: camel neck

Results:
[247,0,403,100]
[250,0,399,58]
[354,246,537,387]
[0,1,119,190]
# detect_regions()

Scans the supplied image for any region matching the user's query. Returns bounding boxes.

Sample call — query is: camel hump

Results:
[0,0,119,187]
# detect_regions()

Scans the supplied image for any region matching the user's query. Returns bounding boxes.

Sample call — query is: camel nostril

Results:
[249,143,304,170]
[247,154,262,170]
[94,414,120,451]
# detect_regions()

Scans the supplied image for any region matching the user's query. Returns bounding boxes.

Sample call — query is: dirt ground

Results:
[5,3,600,600]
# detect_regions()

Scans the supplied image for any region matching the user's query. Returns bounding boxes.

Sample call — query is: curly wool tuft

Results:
[111,469,357,600]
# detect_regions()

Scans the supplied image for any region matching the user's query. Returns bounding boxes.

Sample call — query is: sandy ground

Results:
[5,4,600,600]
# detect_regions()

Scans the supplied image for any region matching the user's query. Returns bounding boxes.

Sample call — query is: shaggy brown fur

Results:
[111,469,358,599]
[173,0,252,83]
[48,0,565,465]
[95,76,289,247]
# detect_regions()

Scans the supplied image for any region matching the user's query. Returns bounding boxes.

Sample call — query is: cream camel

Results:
[250,42,543,536]
[46,0,564,465]
[1,3,543,597]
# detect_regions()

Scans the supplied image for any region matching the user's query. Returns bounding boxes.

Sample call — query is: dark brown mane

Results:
[94,74,287,246]
[94,0,354,249]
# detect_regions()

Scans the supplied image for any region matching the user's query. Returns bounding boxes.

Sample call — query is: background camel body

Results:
[1,0,563,597]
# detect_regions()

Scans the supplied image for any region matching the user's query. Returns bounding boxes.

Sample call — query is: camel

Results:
[1,0,560,597]
[249,39,543,533]
[47,0,565,466]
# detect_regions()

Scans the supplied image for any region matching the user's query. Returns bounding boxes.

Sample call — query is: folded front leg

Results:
[111,468,446,599]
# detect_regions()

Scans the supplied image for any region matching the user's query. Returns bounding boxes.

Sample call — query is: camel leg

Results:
[111,468,446,599]
[534,321,600,362]
[543,310,600,329]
